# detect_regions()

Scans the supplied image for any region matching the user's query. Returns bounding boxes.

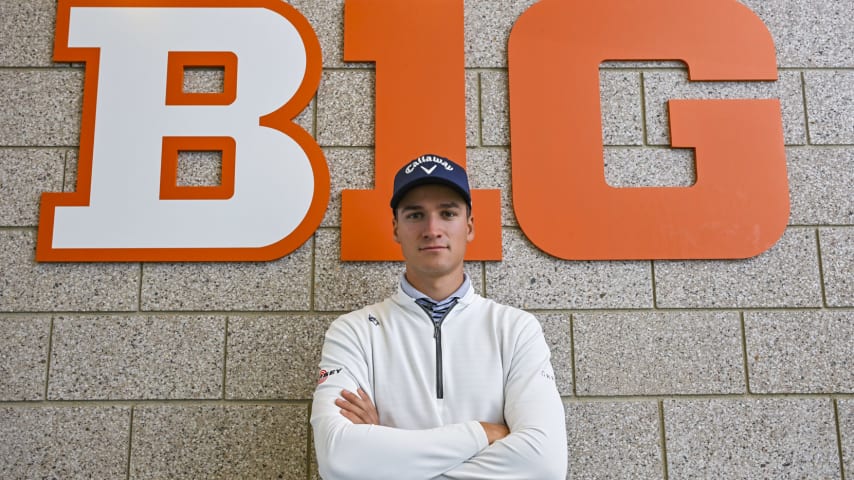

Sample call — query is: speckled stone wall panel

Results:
[313,228,402,311]
[788,147,854,225]
[575,311,744,395]
[820,228,854,307]
[600,70,644,146]
[486,229,652,309]
[140,241,312,311]
[0,149,65,226]
[226,314,335,400]
[0,316,49,400]
[0,0,57,67]
[130,404,308,480]
[464,0,538,68]
[604,147,695,188]
[664,398,840,479]
[805,70,854,145]
[0,406,130,479]
[538,313,572,395]
[0,230,139,312]
[479,71,509,146]
[746,310,854,393]
[466,147,514,226]
[316,70,375,146]
[741,0,854,68]
[841,399,854,477]
[320,147,374,227]
[48,315,224,400]
[643,70,805,146]
[566,401,662,479]
[0,69,83,146]
[654,228,822,308]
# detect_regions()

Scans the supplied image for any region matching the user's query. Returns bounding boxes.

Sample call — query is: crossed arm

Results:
[337,388,510,445]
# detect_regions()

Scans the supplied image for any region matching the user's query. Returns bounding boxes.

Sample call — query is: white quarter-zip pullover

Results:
[311,282,567,479]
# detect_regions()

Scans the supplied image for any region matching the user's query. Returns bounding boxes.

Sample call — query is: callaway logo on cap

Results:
[390,154,472,210]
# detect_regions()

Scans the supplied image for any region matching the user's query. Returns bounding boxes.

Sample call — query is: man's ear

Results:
[392,216,400,244]
[467,215,475,242]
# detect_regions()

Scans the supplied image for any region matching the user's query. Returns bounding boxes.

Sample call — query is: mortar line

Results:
[739,311,752,394]
[44,317,55,400]
[125,406,134,480]
[222,316,229,400]
[477,72,484,147]
[800,71,812,145]
[658,400,670,480]
[137,262,144,313]
[639,71,649,146]
[305,402,314,480]
[834,398,847,480]
[569,314,578,397]
[650,261,658,309]
[815,229,829,308]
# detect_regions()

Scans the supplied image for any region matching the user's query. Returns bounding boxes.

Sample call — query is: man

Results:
[311,154,567,479]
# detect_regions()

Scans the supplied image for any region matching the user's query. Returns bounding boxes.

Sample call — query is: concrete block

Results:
[486,228,652,309]
[566,400,662,479]
[538,313,573,396]
[0,316,49,400]
[805,71,854,145]
[466,147,514,225]
[313,228,403,311]
[48,315,225,400]
[654,228,822,308]
[130,404,308,480]
[600,70,644,146]
[316,69,375,146]
[464,0,538,68]
[320,147,374,227]
[480,70,509,146]
[741,0,854,68]
[0,149,65,227]
[140,239,312,311]
[820,227,854,307]
[841,399,854,478]
[664,398,840,479]
[0,406,130,479]
[788,147,854,225]
[575,311,744,395]
[746,310,853,393]
[643,69,806,146]
[604,147,695,188]
[226,314,335,400]
[0,0,57,67]
[0,69,83,146]
[0,230,139,312]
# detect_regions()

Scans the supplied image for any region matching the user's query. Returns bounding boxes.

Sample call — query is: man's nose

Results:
[422,214,443,238]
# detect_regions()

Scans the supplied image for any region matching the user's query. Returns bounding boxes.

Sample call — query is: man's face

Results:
[393,184,474,283]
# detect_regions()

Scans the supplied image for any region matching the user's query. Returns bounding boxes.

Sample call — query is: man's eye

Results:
[407,212,423,220]
[442,211,458,218]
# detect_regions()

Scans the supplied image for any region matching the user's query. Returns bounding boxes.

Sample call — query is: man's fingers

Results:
[337,388,379,425]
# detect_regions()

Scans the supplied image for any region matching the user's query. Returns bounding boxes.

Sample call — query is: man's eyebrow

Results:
[438,201,462,209]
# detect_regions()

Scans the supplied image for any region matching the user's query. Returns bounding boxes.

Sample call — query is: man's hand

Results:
[336,388,379,425]
[479,422,510,445]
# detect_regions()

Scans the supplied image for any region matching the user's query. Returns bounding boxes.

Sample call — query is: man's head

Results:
[390,154,471,218]
[390,154,474,291]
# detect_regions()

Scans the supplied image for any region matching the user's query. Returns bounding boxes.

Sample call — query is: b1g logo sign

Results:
[37,0,788,263]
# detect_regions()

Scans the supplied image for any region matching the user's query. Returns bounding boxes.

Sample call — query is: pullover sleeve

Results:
[311,316,489,480]
[438,315,567,480]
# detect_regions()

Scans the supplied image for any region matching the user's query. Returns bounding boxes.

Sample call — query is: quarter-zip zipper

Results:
[416,299,458,399]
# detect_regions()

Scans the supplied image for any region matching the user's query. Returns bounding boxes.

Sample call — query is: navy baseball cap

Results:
[390,154,472,210]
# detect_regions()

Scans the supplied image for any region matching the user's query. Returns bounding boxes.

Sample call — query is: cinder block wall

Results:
[1,1,852,478]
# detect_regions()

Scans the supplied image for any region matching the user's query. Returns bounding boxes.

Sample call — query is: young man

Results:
[311,154,567,479]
